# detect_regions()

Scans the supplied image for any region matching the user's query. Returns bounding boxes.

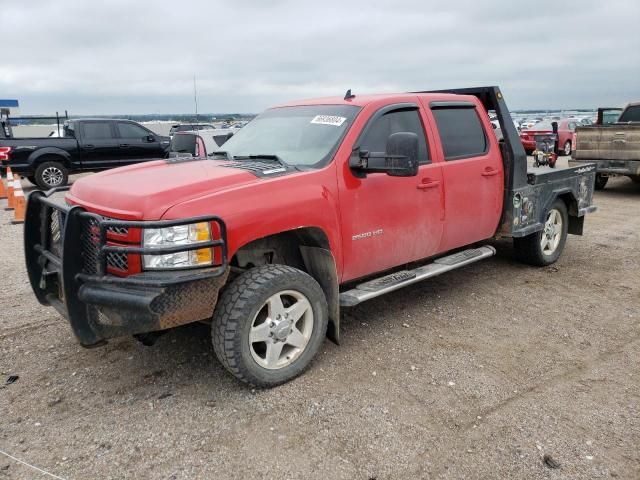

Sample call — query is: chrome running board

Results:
[339,245,496,307]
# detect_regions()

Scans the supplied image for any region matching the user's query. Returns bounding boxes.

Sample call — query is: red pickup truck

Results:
[25,87,597,387]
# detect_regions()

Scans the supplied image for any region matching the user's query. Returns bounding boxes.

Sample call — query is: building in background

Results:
[0,99,19,118]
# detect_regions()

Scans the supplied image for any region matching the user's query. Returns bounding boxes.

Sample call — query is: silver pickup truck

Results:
[571,102,640,189]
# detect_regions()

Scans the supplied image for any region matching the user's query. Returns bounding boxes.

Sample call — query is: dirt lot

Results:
[1,163,639,479]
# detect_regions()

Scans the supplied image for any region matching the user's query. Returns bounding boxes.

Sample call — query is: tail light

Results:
[0,146,11,162]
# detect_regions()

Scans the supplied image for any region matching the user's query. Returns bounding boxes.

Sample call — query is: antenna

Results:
[193,75,199,122]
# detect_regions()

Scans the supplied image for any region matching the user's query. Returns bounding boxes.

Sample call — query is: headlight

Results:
[142,222,212,270]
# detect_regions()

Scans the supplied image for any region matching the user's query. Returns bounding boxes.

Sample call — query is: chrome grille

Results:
[106,252,128,271]
[107,225,128,236]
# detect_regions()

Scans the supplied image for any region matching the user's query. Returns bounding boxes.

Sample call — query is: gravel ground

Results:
[0,161,639,479]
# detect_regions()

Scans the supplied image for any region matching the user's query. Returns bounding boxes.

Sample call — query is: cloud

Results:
[2,0,639,114]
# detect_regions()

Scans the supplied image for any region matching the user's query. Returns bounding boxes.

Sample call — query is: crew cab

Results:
[1,119,170,188]
[24,87,597,388]
[571,102,640,189]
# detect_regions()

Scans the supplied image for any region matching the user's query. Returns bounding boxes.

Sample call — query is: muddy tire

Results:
[514,199,568,266]
[212,264,328,387]
[34,161,68,189]
[594,173,608,190]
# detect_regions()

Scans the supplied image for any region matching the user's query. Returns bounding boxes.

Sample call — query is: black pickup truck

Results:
[0,119,170,188]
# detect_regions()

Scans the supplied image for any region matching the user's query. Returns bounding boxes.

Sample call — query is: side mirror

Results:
[225,132,234,141]
[146,135,156,142]
[384,132,419,177]
[349,132,419,177]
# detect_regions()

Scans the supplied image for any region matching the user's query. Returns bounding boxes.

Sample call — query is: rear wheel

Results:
[629,175,640,184]
[34,161,68,189]
[514,199,568,266]
[212,264,328,387]
[594,173,608,190]
[563,140,572,156]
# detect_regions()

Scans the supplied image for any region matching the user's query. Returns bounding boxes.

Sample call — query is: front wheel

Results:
[514,199,568,266]
[212,264,328,387]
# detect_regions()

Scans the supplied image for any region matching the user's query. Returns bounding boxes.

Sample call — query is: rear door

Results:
[425,100,503,251]
[78,120,121,169]
[115,121,166,164]
[339,102,444,281]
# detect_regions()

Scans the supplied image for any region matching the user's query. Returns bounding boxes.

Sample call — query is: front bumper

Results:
[25,188,229,347]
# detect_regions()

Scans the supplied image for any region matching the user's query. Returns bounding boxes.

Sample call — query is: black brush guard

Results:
[24,188,229,347]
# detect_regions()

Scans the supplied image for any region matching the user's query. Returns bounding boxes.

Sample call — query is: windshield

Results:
[219,105,361,168]
[530,121,554,131]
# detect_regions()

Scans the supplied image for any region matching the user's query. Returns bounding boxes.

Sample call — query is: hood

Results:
[66,159,259,219]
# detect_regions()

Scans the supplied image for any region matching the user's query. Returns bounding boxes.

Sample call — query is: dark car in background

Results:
[0,119,170,188]
[168,124,216,137]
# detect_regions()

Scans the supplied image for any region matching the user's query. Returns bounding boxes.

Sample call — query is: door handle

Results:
[612,139,626,144]
[84,144,95,149]
[481,168,500,177]
[119,144,130,148]
[417,179,440,190]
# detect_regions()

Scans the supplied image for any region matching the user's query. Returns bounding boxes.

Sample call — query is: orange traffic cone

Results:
[12,183,26,224]
[0,173,6,199]
[6,170,14,209]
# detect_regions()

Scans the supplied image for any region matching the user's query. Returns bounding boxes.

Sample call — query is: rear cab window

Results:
[430,103,488,160]
[618,105,640,123]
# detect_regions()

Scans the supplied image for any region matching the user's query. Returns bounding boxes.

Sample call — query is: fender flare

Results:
[29,147,72,168]
[544,189,583,235]
[300,245,340,345]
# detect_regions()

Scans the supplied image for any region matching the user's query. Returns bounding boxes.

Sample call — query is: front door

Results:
[115,121,165,165]
[339,103,444,282]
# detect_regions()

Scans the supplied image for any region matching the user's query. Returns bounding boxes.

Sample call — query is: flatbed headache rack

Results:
[412,86,596,237]
[0,110,70,139]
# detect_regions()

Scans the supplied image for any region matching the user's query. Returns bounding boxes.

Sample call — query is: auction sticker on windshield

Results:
[310,115,347,126]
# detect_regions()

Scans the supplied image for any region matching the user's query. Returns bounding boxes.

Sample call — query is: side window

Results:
[81,121,113,139]
[568,122,577,131]
[117,122,150,138]
[432,107,488,160]
[619,105,640,123]
[359,109,430,164]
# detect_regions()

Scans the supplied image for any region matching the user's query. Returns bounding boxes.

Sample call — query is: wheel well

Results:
[34,154,69,169]
[231,228,340,344]
[232,227,330,270]
[557,192,584,235]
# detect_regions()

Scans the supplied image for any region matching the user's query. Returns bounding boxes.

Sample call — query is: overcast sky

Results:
[2,0,639,115]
